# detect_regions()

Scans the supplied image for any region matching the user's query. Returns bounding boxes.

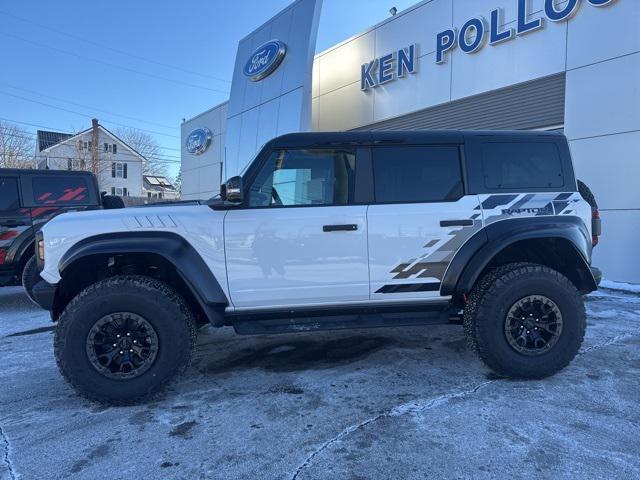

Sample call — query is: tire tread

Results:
[465,263,586,378]
[54,275,197,405]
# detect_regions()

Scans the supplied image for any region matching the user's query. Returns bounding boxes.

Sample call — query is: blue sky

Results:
[0,0,417,178]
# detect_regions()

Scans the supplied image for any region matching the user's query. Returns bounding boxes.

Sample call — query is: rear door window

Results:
[0,177,20,210]
[481,142,564,189]
[372,146,463,203]
[31,175,91,205]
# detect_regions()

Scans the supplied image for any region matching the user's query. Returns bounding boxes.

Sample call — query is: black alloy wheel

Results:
[504,295,563,356]
[86,312,159,379]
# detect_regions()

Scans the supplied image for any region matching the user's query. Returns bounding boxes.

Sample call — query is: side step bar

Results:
[229,303,453,335]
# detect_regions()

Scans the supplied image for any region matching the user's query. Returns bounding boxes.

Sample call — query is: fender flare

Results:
[13,231,36,268]
[58,231,229,308]
[441,216,597,296]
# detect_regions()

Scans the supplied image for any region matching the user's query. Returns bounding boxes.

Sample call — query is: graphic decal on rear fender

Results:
[480,192,582,225]
[376,209,483,293]
[376,193,583,294]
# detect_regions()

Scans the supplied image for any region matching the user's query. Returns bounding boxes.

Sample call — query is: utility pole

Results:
[91,118,99,174]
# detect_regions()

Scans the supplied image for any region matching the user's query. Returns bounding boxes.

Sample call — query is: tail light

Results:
[591,208,601,247]
[0,249,6,265]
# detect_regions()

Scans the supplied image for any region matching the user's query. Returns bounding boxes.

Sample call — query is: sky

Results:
[0,0,418,178]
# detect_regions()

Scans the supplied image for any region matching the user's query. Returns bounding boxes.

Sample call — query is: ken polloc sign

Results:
[361,0,616,91]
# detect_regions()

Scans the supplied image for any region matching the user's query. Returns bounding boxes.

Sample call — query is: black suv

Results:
[0,169,108,298]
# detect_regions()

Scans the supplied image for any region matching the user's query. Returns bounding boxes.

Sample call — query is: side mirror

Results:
[221,176,243,204]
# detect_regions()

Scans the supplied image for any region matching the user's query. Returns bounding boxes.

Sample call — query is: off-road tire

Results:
[21,255,39,305]
[464,263,586,379]
[54,275,197,404]
[463,262,534,353]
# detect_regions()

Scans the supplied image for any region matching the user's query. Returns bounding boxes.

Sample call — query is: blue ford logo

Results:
[186,128,212,155]
[243,40,287,82]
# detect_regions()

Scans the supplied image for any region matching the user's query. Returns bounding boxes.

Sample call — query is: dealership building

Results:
[180,0,639,283]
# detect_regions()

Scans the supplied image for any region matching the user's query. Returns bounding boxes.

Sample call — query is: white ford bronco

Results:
[32,131,602,404]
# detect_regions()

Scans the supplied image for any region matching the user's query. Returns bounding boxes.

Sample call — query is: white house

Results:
[36,120,144,197]
[143,175,179,201]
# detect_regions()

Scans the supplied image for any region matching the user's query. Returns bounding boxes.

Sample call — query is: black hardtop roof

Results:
[0,168,97,178]
[266,130,563,148]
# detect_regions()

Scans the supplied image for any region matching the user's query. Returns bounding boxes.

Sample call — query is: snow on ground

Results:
[600,279,640,294]
[0,285,639,480]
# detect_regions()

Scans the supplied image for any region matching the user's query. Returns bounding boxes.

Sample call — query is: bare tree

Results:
[114,127,167,177]
[0,120,35,169]
[173,168,182,193]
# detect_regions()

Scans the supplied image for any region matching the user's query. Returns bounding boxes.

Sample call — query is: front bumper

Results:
[591,266,602,287]
[32,280,56,311]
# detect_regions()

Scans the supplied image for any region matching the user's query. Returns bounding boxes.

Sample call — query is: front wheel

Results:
[464,264,586,379]
[54,275,197,404]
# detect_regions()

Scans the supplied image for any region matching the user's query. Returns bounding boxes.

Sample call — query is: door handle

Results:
[440,219,474,227]
[323,224,358,232]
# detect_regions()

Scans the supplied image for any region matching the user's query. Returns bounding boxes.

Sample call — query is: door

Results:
[367,145,481,300]
[0,176,32,276]
[224,147,369,309]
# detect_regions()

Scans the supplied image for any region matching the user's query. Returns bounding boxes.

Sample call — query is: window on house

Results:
[113,144,117,154]
[111,162,127,178]
[83,141,88,150]
[111,187,115,195]
[123,187,127,196]
[88,141,92,151]
[104,143,109,152]
[67,159,86,171]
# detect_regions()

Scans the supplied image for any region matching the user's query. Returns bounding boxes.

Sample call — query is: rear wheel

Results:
[464,264,585,379]
[54,275,197,404]
[21,255,39,304]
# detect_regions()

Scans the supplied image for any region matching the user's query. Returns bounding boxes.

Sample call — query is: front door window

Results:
[248,148,356,208]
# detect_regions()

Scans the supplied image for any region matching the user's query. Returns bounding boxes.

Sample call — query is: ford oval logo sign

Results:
[186,128,212,155]
[243,40,287,82]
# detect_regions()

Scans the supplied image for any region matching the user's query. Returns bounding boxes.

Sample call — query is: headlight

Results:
[37,239,45,261]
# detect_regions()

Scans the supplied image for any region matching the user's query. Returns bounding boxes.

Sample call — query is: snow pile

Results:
[600,279,640,294]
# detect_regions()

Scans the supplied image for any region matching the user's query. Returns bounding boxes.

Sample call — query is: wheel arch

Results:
[442,216,597,298]
[15,233,36,272]
[53,232,227,325]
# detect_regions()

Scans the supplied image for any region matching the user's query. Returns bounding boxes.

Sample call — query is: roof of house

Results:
[37,130,73,152]
[143,175,176,192]
[37,123,148,163]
